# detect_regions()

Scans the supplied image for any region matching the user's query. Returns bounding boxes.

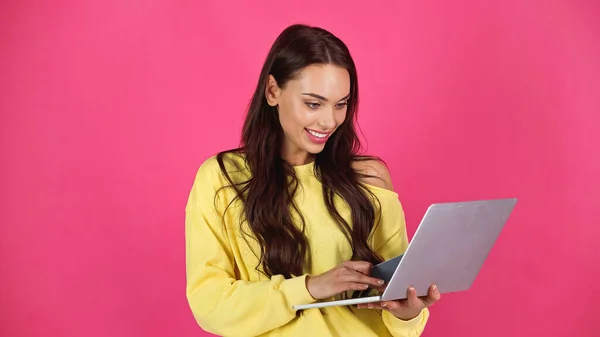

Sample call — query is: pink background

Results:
[1,1,599,336]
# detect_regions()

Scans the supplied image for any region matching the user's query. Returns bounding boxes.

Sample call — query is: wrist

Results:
[382,309,428,332]
[305,275,317,300]
[392,309,421,321]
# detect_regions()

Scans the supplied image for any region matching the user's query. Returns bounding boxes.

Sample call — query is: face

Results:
[265,64,350,165]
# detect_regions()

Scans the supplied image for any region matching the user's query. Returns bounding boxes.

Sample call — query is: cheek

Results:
[278,102,308,134]
[335,110,348,126]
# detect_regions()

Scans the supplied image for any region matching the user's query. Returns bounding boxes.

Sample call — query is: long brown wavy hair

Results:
[216,24,384,278]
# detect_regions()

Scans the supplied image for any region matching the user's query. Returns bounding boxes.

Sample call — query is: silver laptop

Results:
[293,198,517,310]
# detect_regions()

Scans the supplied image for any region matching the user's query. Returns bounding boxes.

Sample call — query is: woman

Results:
[185,24,440,337]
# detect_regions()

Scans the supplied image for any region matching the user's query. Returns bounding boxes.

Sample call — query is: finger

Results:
[406,287,420,308]
[343,261,373,274]
[380,300,401,311]
[367,302,384,310]
[342,272,385,288]
[419,284,441,306]
[345,282,372,291]
[373,284,387,293]
[357,302,384,310]
[338,267,384,287]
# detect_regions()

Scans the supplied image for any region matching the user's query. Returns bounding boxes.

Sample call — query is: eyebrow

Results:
[301,93,350,102]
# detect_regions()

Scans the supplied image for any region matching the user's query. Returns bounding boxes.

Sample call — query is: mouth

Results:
[305,128,332,144]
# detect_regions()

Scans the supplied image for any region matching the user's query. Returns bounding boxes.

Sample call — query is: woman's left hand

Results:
[356,285,441,321]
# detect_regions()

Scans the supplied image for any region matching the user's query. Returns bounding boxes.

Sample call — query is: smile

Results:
[306,129,329,138]
[305,128,332,144]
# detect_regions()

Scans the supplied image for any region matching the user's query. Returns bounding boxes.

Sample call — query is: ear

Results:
[265,75,281,107]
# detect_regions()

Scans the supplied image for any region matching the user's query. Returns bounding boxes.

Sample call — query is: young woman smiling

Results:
[185,24,440,337]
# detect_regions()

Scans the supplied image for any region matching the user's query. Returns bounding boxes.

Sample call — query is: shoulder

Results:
[351,156,395,192]
[194,151,249,188]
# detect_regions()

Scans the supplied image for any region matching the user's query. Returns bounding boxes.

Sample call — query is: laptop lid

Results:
[381,198,517,300]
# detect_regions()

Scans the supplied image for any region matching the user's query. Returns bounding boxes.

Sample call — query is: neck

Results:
[281,147,314,166]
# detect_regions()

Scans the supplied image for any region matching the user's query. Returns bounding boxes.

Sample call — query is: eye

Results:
[305,102,321,109]
[335,102,348,109]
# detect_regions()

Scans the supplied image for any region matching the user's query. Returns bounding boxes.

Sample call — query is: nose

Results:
[317,109,336,130]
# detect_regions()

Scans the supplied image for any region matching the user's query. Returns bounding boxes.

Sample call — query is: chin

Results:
[304,144,326,155]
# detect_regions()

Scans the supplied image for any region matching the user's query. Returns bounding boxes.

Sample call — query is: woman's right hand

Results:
[305,261,385,300]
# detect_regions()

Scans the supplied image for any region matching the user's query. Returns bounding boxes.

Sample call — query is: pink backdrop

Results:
[1,1,599,336]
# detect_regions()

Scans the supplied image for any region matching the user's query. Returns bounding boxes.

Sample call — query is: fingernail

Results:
[433,285,438,293]
[364,284,369,289]
[378,280,384,284]
[368,304,373,309]
[381,303,387,307]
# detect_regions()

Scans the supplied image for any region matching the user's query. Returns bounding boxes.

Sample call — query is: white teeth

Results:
[307,129,327,138]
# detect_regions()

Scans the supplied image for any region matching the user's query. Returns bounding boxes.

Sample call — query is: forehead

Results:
[286,64,350,99]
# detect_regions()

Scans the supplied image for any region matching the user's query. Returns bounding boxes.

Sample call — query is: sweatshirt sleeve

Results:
[371,189,430,337]
[184,159,317,337]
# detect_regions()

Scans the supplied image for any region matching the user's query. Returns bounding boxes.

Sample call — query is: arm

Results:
[184,161,317,337]
[355,159,430,337]
[376,220,430,337]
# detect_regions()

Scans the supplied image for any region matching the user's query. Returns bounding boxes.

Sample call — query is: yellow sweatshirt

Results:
[185,154,429,337]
